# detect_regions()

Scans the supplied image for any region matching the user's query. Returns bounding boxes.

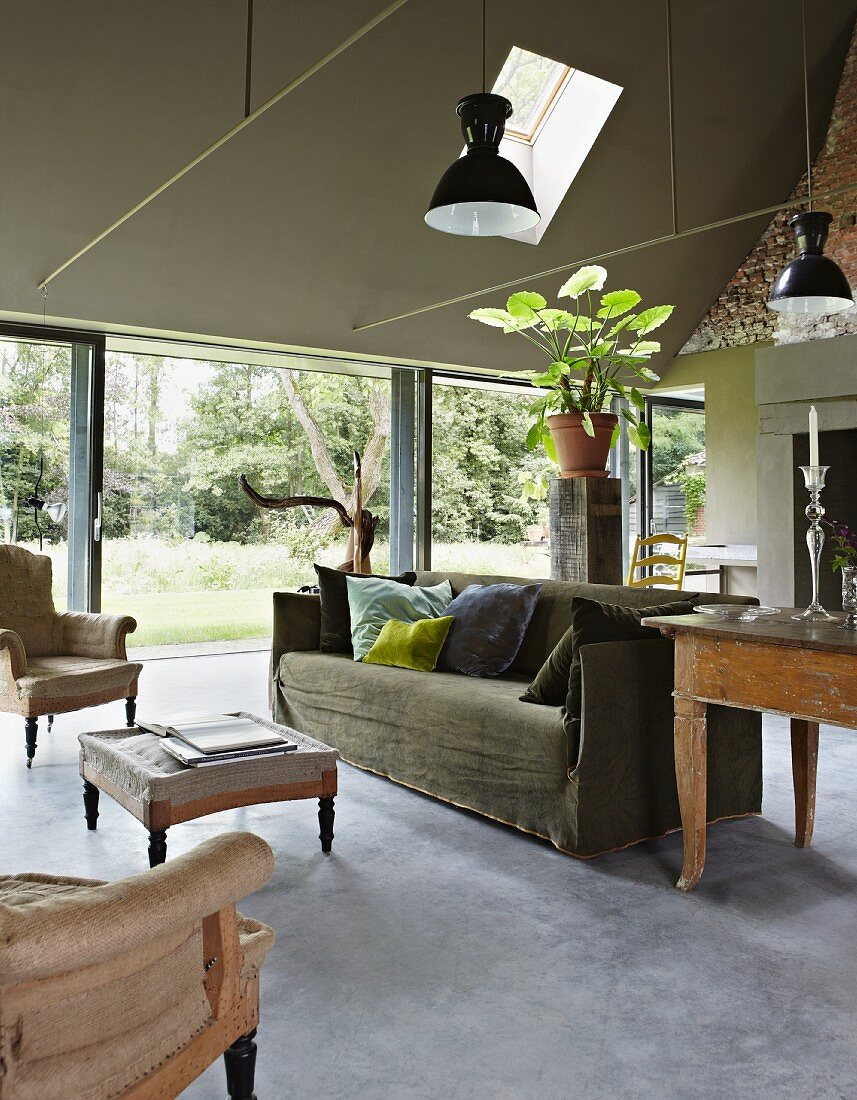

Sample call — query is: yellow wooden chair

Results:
[626,532,689,589]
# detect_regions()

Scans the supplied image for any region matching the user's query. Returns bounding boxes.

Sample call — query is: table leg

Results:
[83,780,100,830]
[791,719,819,848]
[318,796,335,853]
[674,695,708,891]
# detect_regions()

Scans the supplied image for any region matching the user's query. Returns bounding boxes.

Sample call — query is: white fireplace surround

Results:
[756,333,857,607]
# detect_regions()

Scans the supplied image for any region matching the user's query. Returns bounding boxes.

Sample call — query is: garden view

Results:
[1,341,552,646]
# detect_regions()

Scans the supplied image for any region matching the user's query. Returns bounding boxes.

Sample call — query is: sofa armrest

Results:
[272,591,321,680]
[572,638,676,780]
[0,832,274,984]
[0,628,27,685]
[569,637,762,855]
[56,611,137,659]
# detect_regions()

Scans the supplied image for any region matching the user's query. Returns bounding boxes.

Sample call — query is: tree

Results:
[0,341,71,544]
[176,362,391,547]
[278,368,390,539]
[431,385,543,544]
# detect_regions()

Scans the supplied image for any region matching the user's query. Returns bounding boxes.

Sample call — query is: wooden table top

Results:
[641,611,857,655]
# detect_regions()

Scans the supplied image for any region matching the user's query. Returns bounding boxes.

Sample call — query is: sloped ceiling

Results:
[0,0,854,375]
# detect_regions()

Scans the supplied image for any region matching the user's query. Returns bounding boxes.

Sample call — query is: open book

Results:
[136,714,292,755]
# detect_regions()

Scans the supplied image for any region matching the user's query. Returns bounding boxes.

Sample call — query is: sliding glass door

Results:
[99,350,392,648]
[639,395,706,542]
[0,327,103,610]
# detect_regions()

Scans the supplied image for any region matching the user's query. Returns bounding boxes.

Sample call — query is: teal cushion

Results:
[364,616,454,672]
[347,576,453,661]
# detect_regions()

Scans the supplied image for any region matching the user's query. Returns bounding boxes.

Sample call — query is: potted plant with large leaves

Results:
[469,265,674,477]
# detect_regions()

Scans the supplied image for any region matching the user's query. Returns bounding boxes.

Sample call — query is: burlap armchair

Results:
[0,545,142,767]
[0,831,276,1100]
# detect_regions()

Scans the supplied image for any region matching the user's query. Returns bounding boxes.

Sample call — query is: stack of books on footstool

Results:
[78,712,338,866]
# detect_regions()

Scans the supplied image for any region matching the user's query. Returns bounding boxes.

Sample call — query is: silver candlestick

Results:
[793,465,837,622]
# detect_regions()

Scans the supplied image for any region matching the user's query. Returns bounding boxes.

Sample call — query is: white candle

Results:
[809,405,819,467]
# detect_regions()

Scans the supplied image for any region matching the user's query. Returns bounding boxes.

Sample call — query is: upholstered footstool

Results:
[78,712,338,866]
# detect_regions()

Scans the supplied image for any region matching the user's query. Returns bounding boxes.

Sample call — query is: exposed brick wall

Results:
[682,20,857,355]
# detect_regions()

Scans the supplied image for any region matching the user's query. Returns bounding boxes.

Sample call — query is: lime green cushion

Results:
[363,616,454,672]
[347,575,452,661]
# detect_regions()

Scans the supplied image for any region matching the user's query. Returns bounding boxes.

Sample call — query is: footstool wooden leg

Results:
[224,1028,257,1100]
[83,780,100,830]
[125,696,137,728]
[148,829,168,867]
[24,717,38,768]
[319,796,335,853]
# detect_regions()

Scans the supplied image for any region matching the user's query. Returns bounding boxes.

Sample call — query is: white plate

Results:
[693,604,780,621]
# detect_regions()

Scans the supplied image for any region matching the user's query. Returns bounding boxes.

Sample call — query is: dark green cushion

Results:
[314,564,416,654]
[364,616,454,672]
[521,596,698,708]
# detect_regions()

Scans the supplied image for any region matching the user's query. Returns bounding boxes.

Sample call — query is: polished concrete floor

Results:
[3,652,857,1099]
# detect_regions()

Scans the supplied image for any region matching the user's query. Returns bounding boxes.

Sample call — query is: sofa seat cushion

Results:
[278,651,569,836]
[15,656,143,700]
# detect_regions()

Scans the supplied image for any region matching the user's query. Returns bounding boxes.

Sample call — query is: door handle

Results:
[94,491,102,543]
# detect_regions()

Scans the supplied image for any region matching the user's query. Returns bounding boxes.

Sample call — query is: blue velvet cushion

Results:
[347,575,453,661]
[438,582,543,678]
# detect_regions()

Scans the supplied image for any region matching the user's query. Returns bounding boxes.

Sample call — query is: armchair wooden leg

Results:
[24,717,38,768]
[125,696,137,728]
[83,780,100,830]
[224,1029,258,1100]
[148,829,168,867]
[319,796,335,853]
[47,713,54,731]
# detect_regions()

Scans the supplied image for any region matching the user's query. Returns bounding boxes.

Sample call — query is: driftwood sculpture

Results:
[239,451,377,573]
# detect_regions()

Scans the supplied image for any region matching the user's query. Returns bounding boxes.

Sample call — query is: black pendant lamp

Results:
[767,0,853,315]
[425,1,539,236]
[768,211,853,314]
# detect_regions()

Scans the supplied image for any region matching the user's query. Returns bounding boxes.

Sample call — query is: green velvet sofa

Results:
[271,572,762,858]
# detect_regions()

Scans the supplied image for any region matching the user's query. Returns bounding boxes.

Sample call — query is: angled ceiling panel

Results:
[0,0,854,374]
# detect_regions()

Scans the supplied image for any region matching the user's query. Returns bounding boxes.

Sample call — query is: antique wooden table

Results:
[642,611,857,891]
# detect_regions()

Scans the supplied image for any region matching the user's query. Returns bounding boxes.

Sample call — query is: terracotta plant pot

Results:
[547,411,618,478]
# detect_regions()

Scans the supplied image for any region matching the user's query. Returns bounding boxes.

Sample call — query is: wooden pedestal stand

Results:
[549,476,622,584]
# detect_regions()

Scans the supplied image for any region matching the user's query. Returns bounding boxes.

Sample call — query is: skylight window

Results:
[492,46,571,144]
[480,47,623,244]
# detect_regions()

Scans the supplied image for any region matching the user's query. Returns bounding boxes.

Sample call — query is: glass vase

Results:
[841,565,857,630]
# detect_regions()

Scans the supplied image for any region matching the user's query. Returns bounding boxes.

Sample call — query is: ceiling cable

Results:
[36,0,412,292]
[354,179,857,332]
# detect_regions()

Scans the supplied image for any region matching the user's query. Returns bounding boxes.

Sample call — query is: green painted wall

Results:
[653,345,760,581]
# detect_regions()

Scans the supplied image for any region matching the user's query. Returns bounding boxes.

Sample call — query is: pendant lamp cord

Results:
[801,0,813,210]
[244,0,254,119]
[665,0,677,235]
[481,0,486,93]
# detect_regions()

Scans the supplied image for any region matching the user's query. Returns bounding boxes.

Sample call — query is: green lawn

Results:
[104,589,274,647]
[38,536,551,648]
